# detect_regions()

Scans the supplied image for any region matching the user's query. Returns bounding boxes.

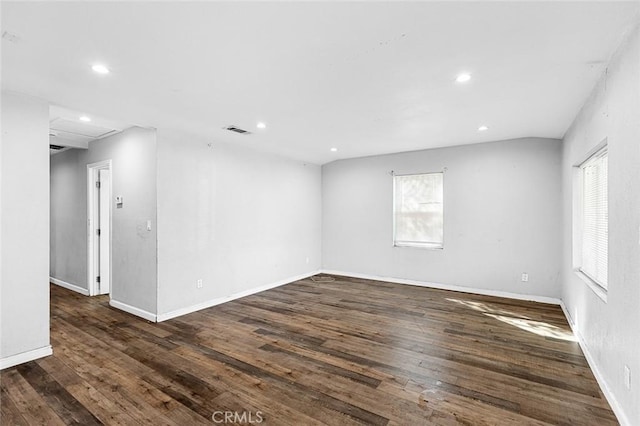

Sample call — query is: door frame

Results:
[87,159,112,297]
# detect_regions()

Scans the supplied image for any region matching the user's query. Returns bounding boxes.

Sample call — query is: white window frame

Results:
[392,172,444,249]
[573,141,608,301]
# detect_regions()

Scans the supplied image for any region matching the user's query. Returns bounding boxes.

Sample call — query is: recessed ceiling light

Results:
[256,122,266,129]
[478,125,489,132]
[455,73,471,83]
[79,116,91,122]
[91,64,110,75]
[330,147,338,152]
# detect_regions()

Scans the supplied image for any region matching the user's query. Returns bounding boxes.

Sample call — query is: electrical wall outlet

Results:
[624,365,631,390]
[196,279,203,289]
[306,257,310,264]
[521,273,529,282]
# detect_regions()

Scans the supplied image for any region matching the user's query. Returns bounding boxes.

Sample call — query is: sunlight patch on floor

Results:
[484,313,577,342]
[447,297,577,342]
[446,297,532,320]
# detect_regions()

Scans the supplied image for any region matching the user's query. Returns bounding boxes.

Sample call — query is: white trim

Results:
[109,299,157,322]
[393,242,443,250]
[573,137,609,168]
[87,159,112,297]
[50,277,90,296]
[156,270,320,322]
[560,301,628,426]
[321,270,561,305]
[573,139,609,297]
[0,345,53,370]
[392,172,445,250]
[574,269,607,303]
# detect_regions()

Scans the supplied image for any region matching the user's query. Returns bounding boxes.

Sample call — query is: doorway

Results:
[87,160,112,296]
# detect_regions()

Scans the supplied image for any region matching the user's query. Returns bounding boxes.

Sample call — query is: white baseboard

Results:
[109,299,157,322]
[0,345,53,370]
[321,270,561,305]
[559,302,629,426]
[50,277,90,296]
[156,270,321,322]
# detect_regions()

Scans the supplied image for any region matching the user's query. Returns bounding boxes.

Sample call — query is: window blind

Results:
[393,173,443,248]
[580,148,608,288]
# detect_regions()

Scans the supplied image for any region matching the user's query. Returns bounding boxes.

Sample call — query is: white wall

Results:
[50,149,87,288]
[322,137,563,298]
[86,127,158,314]
[49,127,158,315]
[1,92,51,364]
[156,129,321,318]
[561,24,640,425]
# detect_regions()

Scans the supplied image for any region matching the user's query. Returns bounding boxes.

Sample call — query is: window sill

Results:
[574,269,607,303]
[393,243,443,250]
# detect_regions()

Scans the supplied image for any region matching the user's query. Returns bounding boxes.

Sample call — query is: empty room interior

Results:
[1,1,640,425]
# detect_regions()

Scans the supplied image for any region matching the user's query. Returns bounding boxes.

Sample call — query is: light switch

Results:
[146,220,152,231]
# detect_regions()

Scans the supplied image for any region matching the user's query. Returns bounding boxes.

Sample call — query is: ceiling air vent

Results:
[49,144,65,150]
[225,125,250,134]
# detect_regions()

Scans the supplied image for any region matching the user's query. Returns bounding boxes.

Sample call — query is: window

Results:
[393,172,443,248]
[580,147,608,289]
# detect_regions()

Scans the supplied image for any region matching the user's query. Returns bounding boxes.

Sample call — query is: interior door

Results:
[98,169,111,295]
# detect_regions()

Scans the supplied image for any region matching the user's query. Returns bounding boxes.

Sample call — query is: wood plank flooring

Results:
[1,275,617,425]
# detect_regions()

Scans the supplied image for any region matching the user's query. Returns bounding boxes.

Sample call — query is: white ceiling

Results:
[2,2,639,164]
[48,105,130,151]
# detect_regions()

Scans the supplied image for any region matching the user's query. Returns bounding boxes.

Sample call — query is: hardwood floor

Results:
[1,275,617,425]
